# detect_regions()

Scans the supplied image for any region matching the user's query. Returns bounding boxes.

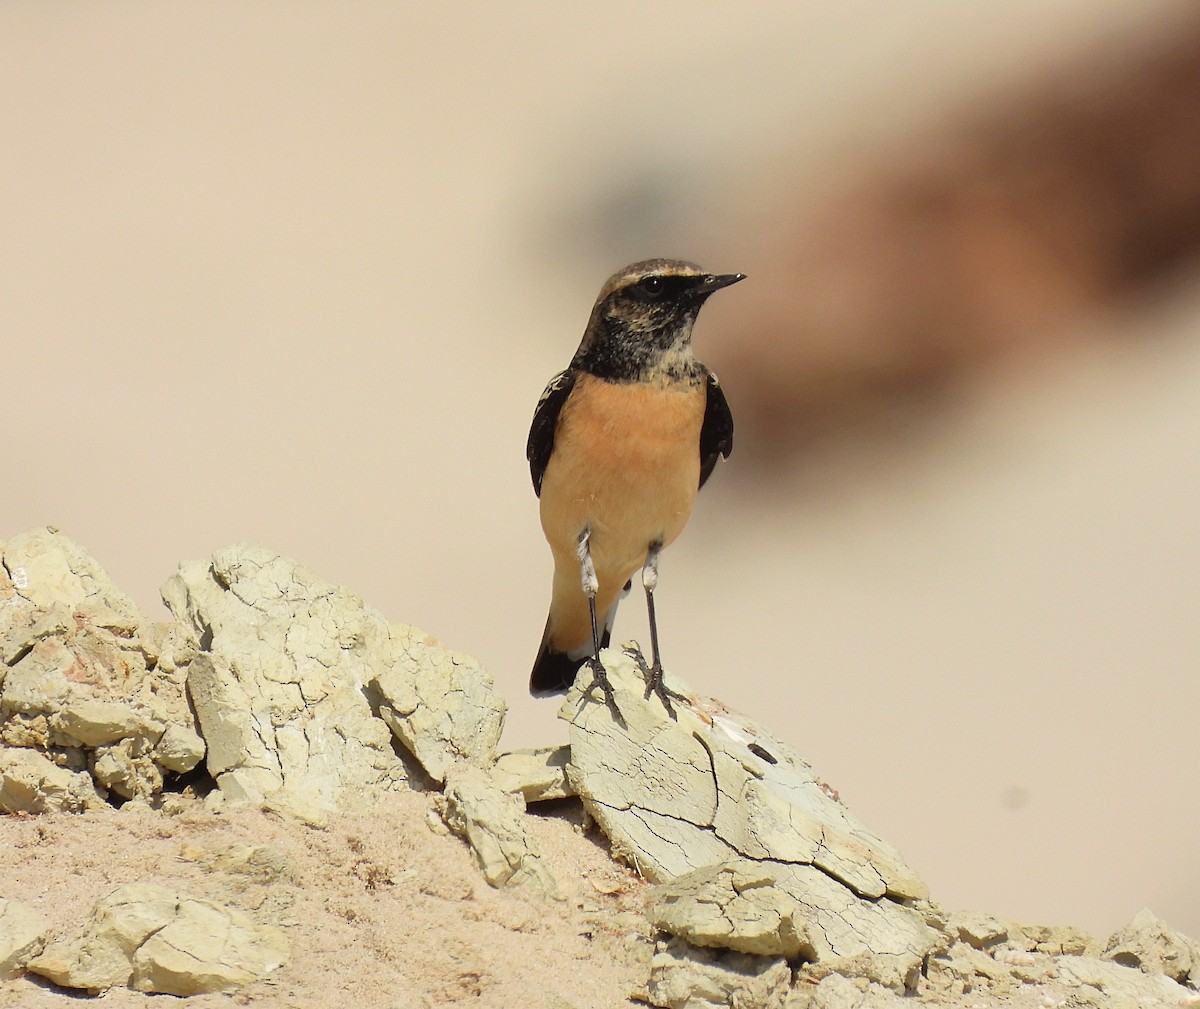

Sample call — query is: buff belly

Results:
[538,374,704,653]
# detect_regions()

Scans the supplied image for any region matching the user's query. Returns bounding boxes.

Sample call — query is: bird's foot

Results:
[623,644,686,720]
[583,656,622,722]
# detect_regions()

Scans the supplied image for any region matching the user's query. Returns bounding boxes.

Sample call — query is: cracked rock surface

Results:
[161,544,506,824]
[646,861,813,959]
[373,624,506,785]
[162,545,410,823]
[25,882,289,996]
[0,528,203,806]
[564,652,937,992]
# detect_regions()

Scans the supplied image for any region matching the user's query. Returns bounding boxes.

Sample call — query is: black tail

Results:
[529,645,584,696]
[529,624,613,697]
[529,579,629,697]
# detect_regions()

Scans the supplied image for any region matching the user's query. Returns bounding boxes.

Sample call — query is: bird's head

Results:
[574,259,744,381]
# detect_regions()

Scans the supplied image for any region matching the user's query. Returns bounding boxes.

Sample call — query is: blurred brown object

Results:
[718,16,1200,464]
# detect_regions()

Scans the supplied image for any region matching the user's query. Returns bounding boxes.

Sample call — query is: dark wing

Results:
[698,368,734,489]
[526,369,576,497]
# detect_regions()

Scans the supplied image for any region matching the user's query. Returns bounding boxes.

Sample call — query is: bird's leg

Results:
[625,541,687,718]
[577,527,618,714]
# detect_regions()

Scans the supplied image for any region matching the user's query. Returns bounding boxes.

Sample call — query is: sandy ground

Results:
[4,779,1194,1008]
[0,792,654,1009]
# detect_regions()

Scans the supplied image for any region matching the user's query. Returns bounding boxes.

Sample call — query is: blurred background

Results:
[3,2,1198,940]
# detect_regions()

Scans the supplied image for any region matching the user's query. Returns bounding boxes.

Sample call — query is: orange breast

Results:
[539,374,705,577]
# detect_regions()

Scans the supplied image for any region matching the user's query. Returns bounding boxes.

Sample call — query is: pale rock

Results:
[51,698,147,747]
[921,940,1031,998]
[0,898,48,978]
[491,745,573,802]
[146,619,199,675]
[785,974,907,1008]
[28,883,179,991]
[152,722,207,773]
[646,862,813,959]
[26,883,288,996]
[439,760,560,897]
[564,652,936,990]
[0,527,141,622]
[1102,907,1199,985]
[1055,952,1195,1005]
[1,642,74,717]
[0,529,204,800]
[91,736,164,800]
[948,910,1007,948]
[646,934,790,1009]
[0,745,102,813]
[131,896,290,996]
[373,623,506,784]
[0,712,49,749]
[921,936,1199,1007]
[161,545,412,823]
[795,943,926,995]
[1005,920,1098,956]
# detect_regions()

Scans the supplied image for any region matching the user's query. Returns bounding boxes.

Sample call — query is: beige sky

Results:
[3,2,1197,940]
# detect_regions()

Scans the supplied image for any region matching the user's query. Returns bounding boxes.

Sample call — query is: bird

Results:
[526,258,743,714]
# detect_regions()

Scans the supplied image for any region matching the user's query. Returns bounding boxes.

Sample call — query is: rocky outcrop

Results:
[160,543,506,824]
[1102,906,1200,986]
[161,547,410,824]
[373,625,506,785]
[2,529,1197,1008]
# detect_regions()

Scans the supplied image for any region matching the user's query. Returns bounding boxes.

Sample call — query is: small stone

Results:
[92,737,164,799]
[0,898,48,978]
[491,746,574,802]
[50,698,145,747]
[785,973,907,1008]
[28,883,178,991]
[1007,921,1098,957]
[949,910,1008,948]
[131,897,290,996]
[152,723,206,773]
[1055,953,1194,1004]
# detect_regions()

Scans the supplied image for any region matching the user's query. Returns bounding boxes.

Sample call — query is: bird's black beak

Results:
[700,272,746,293]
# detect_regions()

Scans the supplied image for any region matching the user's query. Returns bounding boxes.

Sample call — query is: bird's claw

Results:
[623,644,686,720]
[583,656,623,722]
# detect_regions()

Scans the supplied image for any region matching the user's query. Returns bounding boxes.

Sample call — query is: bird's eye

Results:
[639,276,665,296]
